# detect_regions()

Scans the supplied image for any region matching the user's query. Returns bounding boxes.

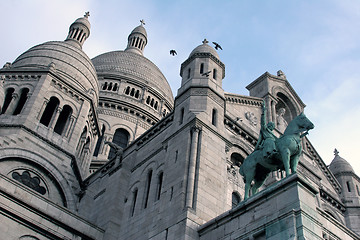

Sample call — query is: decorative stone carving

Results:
[245,111,258,126]
[277,70,286,79]
[12,170,46,195]
[276,108,288,133]
[2,62,12,69]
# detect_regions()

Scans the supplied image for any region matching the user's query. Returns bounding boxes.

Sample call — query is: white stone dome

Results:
[11,41,99,103]
[329,150,354,175]
[189,40,219,59]
[92,50,174,104]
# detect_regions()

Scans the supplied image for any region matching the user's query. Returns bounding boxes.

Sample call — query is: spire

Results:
[125,20,148,55]
[65,12,91,48]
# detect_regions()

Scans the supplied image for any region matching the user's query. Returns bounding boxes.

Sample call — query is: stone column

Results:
[271,100,276,124]
[186,126,201,208]
[5,92,18,114]
[49,107,62,130]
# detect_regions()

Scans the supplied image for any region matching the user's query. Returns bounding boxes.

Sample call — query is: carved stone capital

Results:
[191,125,202,133]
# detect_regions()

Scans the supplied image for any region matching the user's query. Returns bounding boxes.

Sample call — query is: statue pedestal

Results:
[198,173,358,240]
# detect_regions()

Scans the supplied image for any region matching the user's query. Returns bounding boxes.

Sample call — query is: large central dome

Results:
[92,50,173,103]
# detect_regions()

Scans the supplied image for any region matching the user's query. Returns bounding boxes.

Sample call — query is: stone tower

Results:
[0,13,99,210]
[329,149,360,235]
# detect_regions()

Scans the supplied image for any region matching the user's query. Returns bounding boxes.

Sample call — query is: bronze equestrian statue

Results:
[239,101,314,200]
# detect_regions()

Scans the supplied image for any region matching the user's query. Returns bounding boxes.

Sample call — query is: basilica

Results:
[0,13,359,240]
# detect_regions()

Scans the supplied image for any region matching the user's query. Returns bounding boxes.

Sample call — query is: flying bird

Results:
[170,50,177,56]
[201,70,211,77]
[212,42,222,50]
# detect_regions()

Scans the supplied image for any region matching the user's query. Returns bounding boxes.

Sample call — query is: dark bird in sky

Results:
[170,50,177,56]
[201,70,211,77]
[212,42,222,50]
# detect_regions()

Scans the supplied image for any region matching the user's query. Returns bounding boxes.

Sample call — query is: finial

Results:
[140,19,145,25]
[84,11,90,18]
[334,148,339,156]
[202,39,209,44]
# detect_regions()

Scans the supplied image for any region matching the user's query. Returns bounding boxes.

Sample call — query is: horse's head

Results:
[284,112,314,135]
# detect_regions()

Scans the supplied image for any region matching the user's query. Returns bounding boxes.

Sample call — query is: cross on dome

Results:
[334,148,339,156]
[140,19,145,25]
[202,39,209,44]
[84,11,90,18]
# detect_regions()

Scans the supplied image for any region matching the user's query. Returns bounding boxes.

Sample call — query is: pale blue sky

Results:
[1,0,359,175]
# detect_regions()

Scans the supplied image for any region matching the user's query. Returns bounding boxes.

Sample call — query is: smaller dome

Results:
[130,24,147,38]
[329,149,354,175]
[189,39,219,59]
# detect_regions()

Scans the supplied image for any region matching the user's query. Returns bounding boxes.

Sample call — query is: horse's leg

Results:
[290,153,300,174]
[244,168,255,200]
[251,172,269,195]
[280,148,291,176]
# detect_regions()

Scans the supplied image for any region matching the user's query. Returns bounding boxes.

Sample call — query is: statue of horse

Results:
[239,112,314,200]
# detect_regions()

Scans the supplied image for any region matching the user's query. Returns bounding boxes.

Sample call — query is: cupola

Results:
[125,20,148,55]
[65,12,91,48]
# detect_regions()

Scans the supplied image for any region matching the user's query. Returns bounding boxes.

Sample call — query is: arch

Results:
[125,86,130,95]
[212,108,217,126]
[130,88,135,97]
[0,151,75,210]
[135,90,140,99]
[54,105,72,135]
[1,87,15,114]
[108,128,129,160]
[143,169,153,208]
[232,191,241,208]
[213,68,217,80]
[13,87,30,115]
[40,96,59,127]
[107,82,113,91]
[200,63,204,74]
[76,126,88,153]
[230,152,244,167]
[130,187,138,217]
[113,83,118,91]
[102,82,108,90]
[155,171,164,201]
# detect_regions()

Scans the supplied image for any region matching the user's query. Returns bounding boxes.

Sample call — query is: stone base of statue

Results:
[198,173,359,240]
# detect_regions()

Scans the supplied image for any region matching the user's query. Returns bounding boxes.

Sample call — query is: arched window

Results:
[150,99,154,107]
[154,101,158,110]
[40,97,59,127]
[130,88,135,97]
[108,128,129,160]
[200,63,204,74]
[113,83,118,91]
[13,88,29,115]
[212,108,217,126]
[1,87,15,114]
[156,171,163,201]
[187,68,191,79]
[93,124,106,157]
[130,188,138,217]
[179,107,184,125]
[135,90,140,99]
[347,181,351,192]
[125,86,130,95]
[144,170,153,208]
[146,96,150,104]
[54,105,72,135]
[232,192,241,208]
[107,82,113,91]
[102,82,108,90]
[213,68,217,80]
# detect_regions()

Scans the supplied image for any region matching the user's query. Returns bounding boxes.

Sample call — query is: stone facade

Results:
[0,14,359,240]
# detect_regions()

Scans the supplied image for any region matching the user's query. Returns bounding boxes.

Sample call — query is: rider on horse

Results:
[255,101,277,159]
